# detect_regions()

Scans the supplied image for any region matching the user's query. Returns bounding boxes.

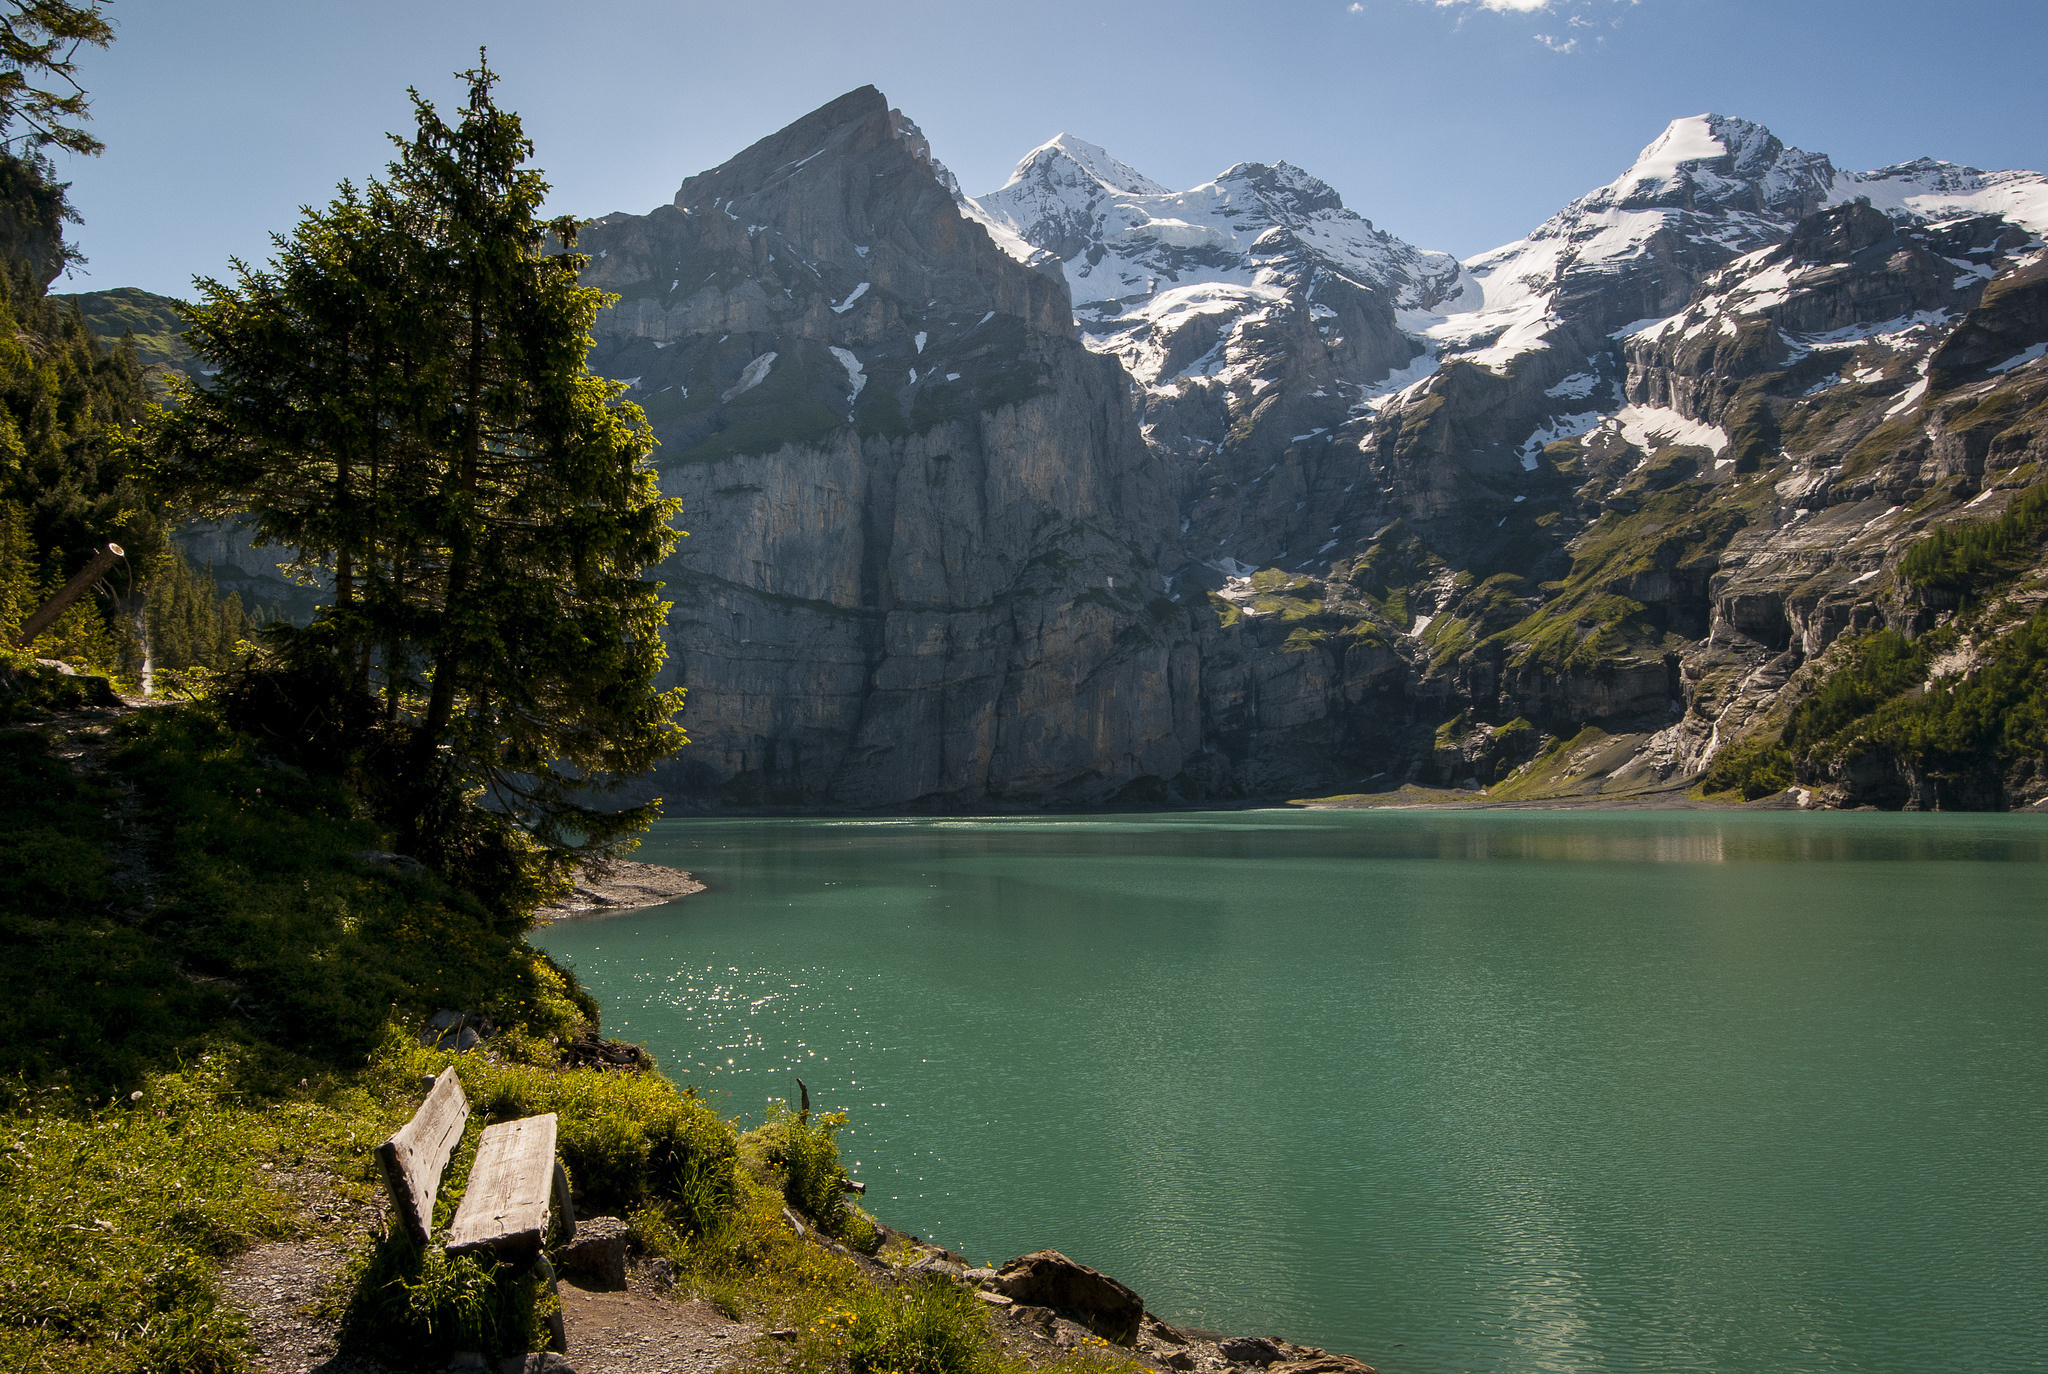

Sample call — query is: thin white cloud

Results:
[1416,0,1634,49]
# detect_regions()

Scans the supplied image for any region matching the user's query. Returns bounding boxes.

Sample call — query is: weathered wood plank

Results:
[374,1069,469,1245]
[552,1159,576,1242]
[447,1112,559,1259]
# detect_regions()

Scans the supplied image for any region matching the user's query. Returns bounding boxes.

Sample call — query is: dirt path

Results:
[224,1240,758,1374]
[557,1278,758,1374]
[223,1239,389,1374]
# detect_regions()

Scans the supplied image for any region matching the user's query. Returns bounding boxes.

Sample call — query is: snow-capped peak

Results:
[1832,158,2048,237]
[1000,133,1172,198]
[1578,114,1837,221]
[967,139,1462,389]
[1212,161,1348,220]
[1619,114,1731,189]
[1416,114,1839,372]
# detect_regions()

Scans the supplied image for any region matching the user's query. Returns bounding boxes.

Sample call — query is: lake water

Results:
[533,809,2048,1374]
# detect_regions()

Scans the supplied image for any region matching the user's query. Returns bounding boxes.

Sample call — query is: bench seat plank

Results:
[375,1069,469,1245]
[448,1112,560,1259]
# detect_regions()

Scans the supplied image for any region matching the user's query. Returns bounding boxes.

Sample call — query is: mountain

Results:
[55,285,204,388]
[579,94,2048,811]
[574,88,1200,808]
[967,135,1462,577]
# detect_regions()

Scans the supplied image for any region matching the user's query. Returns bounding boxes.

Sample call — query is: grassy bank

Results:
[0,697,1137,1374]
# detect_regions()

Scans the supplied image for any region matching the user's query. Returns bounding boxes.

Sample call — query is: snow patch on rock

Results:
[720,351,777,401]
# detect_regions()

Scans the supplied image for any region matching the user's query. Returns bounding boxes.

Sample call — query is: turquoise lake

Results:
[532,809,2048,1374]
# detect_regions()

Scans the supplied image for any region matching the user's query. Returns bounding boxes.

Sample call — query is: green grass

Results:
[751,1103,876,1251]
[0,705,598,1094]
[0,1057,287,1373]
[789,1278,1010,1374]
[0,701,732,1370]
[0,697,1165,1374]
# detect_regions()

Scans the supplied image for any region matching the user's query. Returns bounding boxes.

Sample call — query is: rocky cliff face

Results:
[584,95,2048,810]
[576,89,1197,808]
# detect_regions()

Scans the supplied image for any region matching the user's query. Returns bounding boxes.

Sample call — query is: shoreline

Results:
[639,786,2048,820]
[532,858,706,923]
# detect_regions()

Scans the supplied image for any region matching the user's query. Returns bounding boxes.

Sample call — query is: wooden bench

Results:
[377,1068,575,1352]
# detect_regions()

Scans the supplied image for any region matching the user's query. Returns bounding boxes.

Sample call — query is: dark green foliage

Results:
[0,705,598,1094]
[0,153,176,682]
[142,62,685,878]
[1782,630,1931,756]
[1856,608,2048,777]
[0,0,114,158]
[0,144,74,283]
[1714,611,2048,805]
[146,545,256,678]
[1899,484,2048,600]
[1708,625,1939,806]
[1701,734,1794,800]
[0,236,165,589]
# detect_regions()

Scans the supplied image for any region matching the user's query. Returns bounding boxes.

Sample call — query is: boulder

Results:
[904,1254,967,1281]
[500,1355,579,1374]
[1219,1337,1284,1365]
[555,1216,630,1290]
[356,849,428,877]
[1142,1315,1189,1346]
[993,1250,1143,1345]
[418,1009,490,1052]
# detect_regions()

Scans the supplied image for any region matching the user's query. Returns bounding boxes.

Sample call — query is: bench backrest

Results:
[376,1068,470,1245]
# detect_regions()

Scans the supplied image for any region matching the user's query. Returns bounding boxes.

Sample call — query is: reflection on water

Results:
[535,808,2048,1374]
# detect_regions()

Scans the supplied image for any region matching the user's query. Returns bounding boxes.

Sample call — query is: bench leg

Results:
[533,1253,568,1355]
[552,1159,576,1242]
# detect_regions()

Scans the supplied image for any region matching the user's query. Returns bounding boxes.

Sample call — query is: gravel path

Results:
[557,1279,758,1374]
[223,1239,389,1374]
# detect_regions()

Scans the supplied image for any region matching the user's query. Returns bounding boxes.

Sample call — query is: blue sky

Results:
[56,0,2048,298]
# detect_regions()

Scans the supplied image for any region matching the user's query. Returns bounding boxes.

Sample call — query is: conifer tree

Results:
[146,59,686,872]
[0,0,114,157]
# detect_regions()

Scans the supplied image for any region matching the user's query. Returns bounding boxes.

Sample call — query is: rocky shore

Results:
[533,860,705,923]
[806,1236,1379,1374]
